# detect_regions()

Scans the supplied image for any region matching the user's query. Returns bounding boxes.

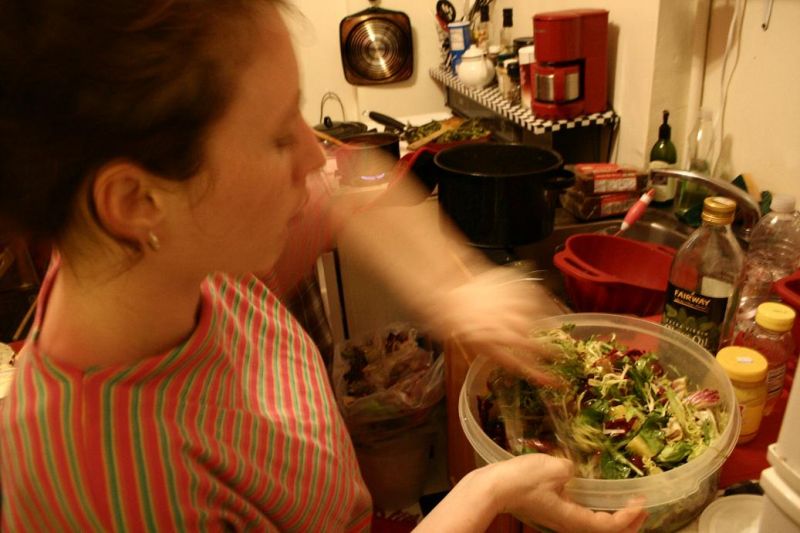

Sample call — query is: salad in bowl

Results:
[459,314,740,532]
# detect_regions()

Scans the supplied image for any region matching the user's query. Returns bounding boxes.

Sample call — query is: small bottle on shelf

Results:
[500,8,513,54]
[733,302,796,416]
[661,196,744,353]
[517,45,535,111]
[504,59,520,105]
[648,110,678,204]
[474,5,490,53]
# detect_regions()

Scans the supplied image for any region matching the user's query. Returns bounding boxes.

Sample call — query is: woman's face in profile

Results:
[170,3,325,277]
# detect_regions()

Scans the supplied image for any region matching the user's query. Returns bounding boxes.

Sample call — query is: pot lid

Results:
[313,116,368,139]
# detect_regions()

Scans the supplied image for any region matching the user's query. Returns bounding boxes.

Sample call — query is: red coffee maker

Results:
[532,9,609,120]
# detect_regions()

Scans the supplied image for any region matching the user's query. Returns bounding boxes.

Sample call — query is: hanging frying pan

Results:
[339,6,413,86]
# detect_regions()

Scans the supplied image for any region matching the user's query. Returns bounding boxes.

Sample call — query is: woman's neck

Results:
[38,257,204,369]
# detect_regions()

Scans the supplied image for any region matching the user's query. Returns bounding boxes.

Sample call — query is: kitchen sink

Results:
[511,207,693,309]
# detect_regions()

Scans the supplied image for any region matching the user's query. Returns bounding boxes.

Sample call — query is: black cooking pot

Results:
[432,142,574,247]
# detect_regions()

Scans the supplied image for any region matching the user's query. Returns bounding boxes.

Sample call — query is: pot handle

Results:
[388,147,437,186]
[544,168,575,190]
[377,147,438,206]
[553,248,617,284]
[368,111,407,133]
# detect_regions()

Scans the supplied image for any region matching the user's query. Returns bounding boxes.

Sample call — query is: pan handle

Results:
[544,168,575,190]
[368,111,407,133]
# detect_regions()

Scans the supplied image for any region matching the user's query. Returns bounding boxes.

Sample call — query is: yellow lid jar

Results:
[716,346,768,444]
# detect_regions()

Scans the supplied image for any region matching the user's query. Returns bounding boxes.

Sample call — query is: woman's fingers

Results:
[532,495,648,533]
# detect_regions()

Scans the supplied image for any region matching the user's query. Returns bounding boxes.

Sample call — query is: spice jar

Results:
[504,59,520,105]
[716,346,768,444]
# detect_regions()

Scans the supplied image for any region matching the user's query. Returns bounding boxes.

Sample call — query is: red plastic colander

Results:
[553,233,676,316]
[773,268,800,349]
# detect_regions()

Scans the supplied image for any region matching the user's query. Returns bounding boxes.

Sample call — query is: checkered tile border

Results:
[430,66,619,135]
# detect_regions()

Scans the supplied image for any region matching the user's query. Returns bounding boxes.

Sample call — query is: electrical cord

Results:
[712,0,746,177]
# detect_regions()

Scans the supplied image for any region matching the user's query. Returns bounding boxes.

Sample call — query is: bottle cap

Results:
[503,8,513,27]
[755,302,796,332]
[506,60,520,80]
[716,346,768,383]
[497,52,515,64]
[513,36,533,54]
[769,193,796,214]
[701,196,737,225]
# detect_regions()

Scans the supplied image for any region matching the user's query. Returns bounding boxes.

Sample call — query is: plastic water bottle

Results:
[674,109,715,218]
[733,193,800,335]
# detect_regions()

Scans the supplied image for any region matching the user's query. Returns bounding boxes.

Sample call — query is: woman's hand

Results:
[485,454,648,533]
[416,454,647,533]
[422,266,565,385]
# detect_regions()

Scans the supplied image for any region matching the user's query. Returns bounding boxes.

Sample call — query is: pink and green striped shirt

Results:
[0,265,371,531]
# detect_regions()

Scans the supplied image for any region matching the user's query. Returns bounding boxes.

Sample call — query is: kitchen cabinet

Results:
[430,66,619,164]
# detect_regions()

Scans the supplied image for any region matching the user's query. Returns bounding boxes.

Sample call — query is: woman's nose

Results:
[295,121,326,182]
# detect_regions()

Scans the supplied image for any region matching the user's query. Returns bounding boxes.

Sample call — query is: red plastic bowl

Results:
[553,234,676,316]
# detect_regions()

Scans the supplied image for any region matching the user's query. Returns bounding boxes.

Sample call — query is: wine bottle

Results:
[648,110,678,203]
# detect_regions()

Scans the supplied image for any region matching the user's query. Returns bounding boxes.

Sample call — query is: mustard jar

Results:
[716,346,768,444]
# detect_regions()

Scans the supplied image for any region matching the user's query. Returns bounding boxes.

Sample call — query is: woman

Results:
[0,1,646,531]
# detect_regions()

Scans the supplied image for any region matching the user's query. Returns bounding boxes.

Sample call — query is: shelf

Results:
[430,66,619,136]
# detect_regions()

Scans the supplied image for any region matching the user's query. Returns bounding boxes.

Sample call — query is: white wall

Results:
[289,0,448,126]
[345,0,449,119]
[701,0,800,197]
[287,1,359,126]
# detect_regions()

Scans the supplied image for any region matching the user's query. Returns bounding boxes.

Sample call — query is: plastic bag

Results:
[332,323,445,444]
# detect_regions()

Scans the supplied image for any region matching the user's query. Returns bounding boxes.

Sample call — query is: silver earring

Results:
[147,231,161,251]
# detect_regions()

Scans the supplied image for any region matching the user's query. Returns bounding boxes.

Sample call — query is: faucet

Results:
[650,169,762,243]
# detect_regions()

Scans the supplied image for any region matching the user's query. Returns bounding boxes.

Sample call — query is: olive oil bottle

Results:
[661,197,744,353]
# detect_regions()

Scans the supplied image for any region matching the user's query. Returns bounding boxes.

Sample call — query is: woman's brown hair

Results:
[0,0,276,242]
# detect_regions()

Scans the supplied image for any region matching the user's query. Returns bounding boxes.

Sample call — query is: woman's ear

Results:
[91,161,165,248]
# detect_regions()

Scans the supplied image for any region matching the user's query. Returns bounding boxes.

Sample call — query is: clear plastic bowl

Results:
[459,313,741,533]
